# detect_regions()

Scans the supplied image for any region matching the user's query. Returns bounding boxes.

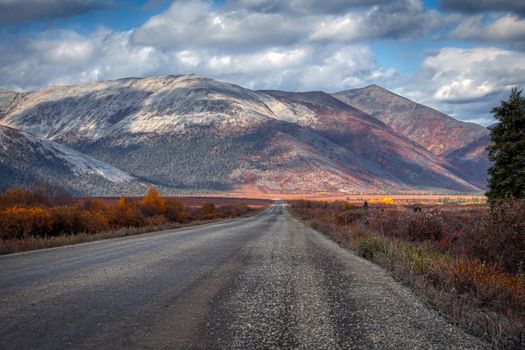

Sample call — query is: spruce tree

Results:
[486,88,525,203]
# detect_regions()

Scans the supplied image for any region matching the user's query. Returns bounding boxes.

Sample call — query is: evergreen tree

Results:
[486,88,525,203]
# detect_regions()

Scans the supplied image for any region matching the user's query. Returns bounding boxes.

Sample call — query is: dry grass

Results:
[290,200,525,349]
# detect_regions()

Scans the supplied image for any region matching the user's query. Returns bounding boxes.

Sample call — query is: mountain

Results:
[0,89,18,118]
[333,85,490,188]
[0,125,147,195]
[0,75,486,195]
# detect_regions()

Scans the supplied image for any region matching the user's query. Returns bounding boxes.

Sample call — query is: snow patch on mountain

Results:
[0,125,136,183]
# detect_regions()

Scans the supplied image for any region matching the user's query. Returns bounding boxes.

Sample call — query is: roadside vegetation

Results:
[290,89,525,349]
[290,199,524,349]
[0,187,262,254]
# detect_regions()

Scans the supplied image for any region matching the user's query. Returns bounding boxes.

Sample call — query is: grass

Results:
[290,200,525,349]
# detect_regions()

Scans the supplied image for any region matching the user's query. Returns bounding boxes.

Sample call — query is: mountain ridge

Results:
[332,85,490,188]
[0,124,148,195]
[0,75,488,195]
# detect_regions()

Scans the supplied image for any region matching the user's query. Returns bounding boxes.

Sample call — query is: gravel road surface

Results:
[0,204,487,349]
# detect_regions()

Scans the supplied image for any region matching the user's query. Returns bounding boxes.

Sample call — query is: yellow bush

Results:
[369,197,395,205]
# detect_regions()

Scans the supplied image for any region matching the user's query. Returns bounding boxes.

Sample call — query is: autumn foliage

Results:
[0,207,53,239]
[0,187,257,242]
[139,188,165,217]
[290,200,525,348]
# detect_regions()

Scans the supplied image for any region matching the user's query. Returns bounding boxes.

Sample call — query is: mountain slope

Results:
[0,75,483,194]
[0,125,147,195]
[0,89,18,118]
[332,85,490,188]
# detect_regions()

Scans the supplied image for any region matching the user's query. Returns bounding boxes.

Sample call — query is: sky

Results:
[1,1,525,126]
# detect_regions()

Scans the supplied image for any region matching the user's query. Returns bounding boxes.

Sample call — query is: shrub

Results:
[164,199,186,223]
[0,207,53,239]
[0,188,46,209]
[108,197,144,227]
[201,202,216,219]
[404,212,444,242]
[216,204,250,218]
[356,237,385,259]
[463,198,525,274]
[49,207,108,235]
[369,197,396,205]
[140,187,166,217]
[82,198,109,212]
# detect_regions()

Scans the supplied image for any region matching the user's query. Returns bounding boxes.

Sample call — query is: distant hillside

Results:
[333,85,490,188]
[0,75,487,195]
[0,125,148,195]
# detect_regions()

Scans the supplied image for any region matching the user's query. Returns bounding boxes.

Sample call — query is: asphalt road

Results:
[0,204,486,349]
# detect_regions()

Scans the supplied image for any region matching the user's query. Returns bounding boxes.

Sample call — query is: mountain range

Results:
[0,75,490,195]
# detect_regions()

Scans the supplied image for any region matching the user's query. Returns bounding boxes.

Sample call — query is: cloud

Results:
[309,2,439,42]
[0,26,391,93]
[131,0,439,51]
[223,0,391,15]
[449,14,525,49]
[395,47,525,125]
[0,29,166,90]
[0,0,435,92]
[130,0,310,51]
[0,0,111,25]
[440,0,525,17]
[423,47,525,103]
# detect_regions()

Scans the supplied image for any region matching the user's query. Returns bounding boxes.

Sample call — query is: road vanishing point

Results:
[0,204,487,349]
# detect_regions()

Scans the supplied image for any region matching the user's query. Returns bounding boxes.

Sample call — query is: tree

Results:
[140,187,165,217]
[164,199,185,223]
[486,88,525,203]
[108,197,144,227]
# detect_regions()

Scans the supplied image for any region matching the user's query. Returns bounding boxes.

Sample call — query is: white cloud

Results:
[423,47,525,103]
[0,27,389,94]
[130,0,310,50]
[393,47,525,125]
[130,0,439,51]
[0,29,169,90]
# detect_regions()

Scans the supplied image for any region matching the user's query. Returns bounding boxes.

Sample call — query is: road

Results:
[0,204,486,349]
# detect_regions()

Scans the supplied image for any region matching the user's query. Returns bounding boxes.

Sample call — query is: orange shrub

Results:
[164,199,185,223]
[0,188,46,209]
[140,187,165,217]
[0,207,53,239]
[48,207,109,235]
[82,198,109,212]
[108,197,144,227]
